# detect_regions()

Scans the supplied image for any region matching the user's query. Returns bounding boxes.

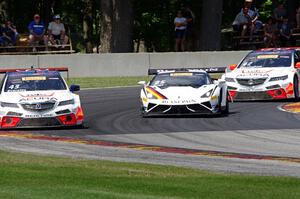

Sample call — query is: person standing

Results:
[28,14,47,52]
[174,10,187,52]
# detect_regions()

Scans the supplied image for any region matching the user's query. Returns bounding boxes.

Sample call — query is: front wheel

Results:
[221,97,229,115]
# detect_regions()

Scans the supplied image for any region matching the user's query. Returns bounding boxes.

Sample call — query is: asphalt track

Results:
[2,87,300,177]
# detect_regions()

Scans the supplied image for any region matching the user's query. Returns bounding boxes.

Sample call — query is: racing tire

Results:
[294,76,300,101]
[218,90,229,115]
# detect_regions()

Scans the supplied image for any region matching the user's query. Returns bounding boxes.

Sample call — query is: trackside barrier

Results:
[0,51,250,77]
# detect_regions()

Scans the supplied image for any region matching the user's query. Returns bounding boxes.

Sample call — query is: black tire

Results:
[294,76,299,101]
[218,89,229,115]
[222,97,229,115]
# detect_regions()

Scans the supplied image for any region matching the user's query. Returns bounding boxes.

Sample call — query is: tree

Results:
[83,0,94,53]
[0,0,9,21]
[199,0,223,51]
[99,0,133,53]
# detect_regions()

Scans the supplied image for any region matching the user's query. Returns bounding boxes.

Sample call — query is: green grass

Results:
[66,74,222,89]
[67,76,151,89]
[0,150,300,199]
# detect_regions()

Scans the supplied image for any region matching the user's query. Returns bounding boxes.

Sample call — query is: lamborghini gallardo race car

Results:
[139,68,229,116]
[223,47,300,101]
[0,67,84,128]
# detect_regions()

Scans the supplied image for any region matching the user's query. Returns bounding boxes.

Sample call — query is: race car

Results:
[139,68,229,116]
[223,47,300,101]
[0,67,84,128]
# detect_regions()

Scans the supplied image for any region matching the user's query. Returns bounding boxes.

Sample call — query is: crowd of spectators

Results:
[174,6,195,52]
[232,0,300,48]
[0,14,68,52]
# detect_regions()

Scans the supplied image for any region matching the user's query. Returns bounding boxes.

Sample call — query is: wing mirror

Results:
[229,64,237,71]
[138,81,146,85]
[70,84,80,92]
[295,62,300,69]
[213,79,226,85]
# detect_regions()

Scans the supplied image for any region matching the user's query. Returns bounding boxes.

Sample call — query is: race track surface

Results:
[2,87,300,176]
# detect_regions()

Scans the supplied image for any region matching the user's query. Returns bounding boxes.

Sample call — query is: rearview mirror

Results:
[295,62,300,69]
[229,64,237,71]
[70,84,80,92]
[138,81,146,85]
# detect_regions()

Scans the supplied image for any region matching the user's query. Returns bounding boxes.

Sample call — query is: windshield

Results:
[149,73,210,88]
[4,73,67,92]
[239,52,292,68]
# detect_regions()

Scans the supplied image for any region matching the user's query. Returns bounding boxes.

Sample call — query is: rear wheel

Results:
[294,76,299,101]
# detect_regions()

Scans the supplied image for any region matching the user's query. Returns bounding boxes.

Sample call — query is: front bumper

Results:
[229,88,291,101]
[143,101,218,116]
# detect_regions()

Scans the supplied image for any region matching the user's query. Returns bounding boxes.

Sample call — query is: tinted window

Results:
[239,52,292,68]
[4,73,67,92]
[149,73,210,88]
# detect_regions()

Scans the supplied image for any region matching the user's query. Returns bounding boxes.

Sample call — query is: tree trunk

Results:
[99,0,113,53]
[0,0,9,21]
[199,0,223,51]
[112,0,133,52]
[99,0,133,53]
[287,0,296,23]
[83,0,94,53]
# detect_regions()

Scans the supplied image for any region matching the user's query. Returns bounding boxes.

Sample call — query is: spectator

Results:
[48,15,69,48]
[232,7,251,39]
[0,20,18,46]
[243,0,263,34]
[264,17,278,47]
[296,4,300,28]
[279,18,291,47]
[28,14,47,52]
[273,3,287,28]
[183,6,195,51]
[174,10,187,52]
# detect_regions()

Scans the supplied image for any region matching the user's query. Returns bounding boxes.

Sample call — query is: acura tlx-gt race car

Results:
[139,68,229,116]
[0,67,84,129]
[223,47,300,101]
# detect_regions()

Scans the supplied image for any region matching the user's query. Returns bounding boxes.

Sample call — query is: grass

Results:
[67,74,222,89]
[67,76,151,89]
[0,150,300,199]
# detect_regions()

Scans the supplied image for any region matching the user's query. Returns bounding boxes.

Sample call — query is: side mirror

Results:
[138,81,146,85]
[213,79,225,85]
[70,84,80,92]
[229,64,237,71]
[295,62,300,69]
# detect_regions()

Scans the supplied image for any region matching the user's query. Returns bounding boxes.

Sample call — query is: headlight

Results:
[269,75,288,81]
[0,102,19,108]
[225,77,235,82]
[201,89,213,98]
[58,99,75,106]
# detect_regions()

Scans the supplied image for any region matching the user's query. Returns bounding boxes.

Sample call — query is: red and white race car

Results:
[0,67,84,128]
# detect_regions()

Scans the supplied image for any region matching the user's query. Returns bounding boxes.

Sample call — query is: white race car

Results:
[0,67,84,128]
[223,48,300,101]
[139,68,229,116]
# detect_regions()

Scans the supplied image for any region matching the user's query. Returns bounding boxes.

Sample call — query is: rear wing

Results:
[148,67,226,75]
[0,67,69,80]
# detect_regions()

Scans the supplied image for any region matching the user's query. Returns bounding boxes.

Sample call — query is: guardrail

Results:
[0,51,250,77]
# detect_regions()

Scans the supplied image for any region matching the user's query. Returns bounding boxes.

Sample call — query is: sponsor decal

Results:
[161,99,197,104]
[170,73,193,76]
[257,55,279,59]
[19,93,55,102]
[146,87,167,100]
[24,114,54,118]
[22,76,46,81]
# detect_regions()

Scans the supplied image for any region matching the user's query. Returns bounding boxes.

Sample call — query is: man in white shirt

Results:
[48,15,69,48]
[174,10,187,51]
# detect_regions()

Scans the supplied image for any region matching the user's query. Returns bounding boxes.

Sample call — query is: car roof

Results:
[253,47,300,53]
[7,70,61,77]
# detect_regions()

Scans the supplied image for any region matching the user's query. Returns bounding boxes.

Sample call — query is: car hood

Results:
[227,67,293,78]
[150,85,215,99]
[0,90,74,104]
